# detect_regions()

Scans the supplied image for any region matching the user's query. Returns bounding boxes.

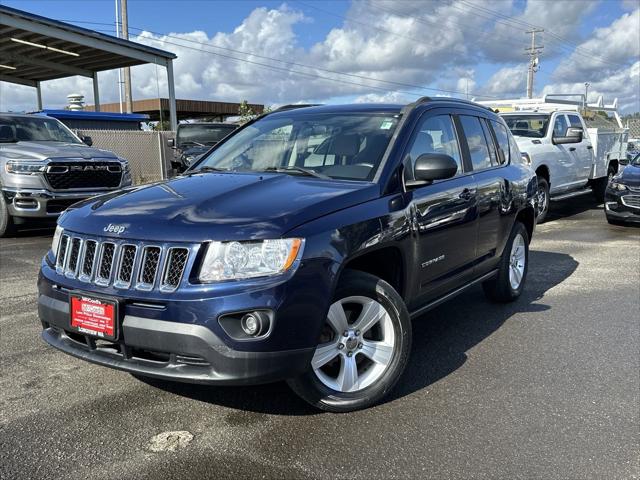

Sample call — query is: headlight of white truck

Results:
[5,160,46,174]
[51,225,63,260]
[199,238,304,282]
[609,181,628,192]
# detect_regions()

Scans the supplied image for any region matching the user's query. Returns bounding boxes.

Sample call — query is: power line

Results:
[59,19,497,99]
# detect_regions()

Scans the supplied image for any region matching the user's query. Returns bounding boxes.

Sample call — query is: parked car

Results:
[0,113,132,236]
[38,98,537,412]
[605,153,640,225]
[168,122,237,172]
[479,96,628,223]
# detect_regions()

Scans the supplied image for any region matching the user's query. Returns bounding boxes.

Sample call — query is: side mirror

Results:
[620,156,630,166]
[553,127,582,145]
[168,138,175,148]
[81,135,93,146]
[407,153,458,188]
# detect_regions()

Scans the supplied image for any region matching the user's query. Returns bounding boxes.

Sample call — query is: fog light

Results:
[240,311,268,337]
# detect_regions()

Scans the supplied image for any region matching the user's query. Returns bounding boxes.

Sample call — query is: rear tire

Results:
[535,177,550,223]
[287,270,411,413]
[483,222,529,303]
[592,165,616,203]
[0,193,15,238]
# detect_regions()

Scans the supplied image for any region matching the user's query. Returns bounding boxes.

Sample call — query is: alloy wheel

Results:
[509,233,526,290]
[311,296,396,393]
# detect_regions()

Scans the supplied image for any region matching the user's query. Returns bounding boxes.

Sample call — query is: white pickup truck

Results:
[478,95,628,222]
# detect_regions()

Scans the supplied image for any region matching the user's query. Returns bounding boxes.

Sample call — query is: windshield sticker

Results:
[380,119,394,130]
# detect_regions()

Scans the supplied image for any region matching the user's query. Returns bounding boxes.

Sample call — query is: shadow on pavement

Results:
[139,250,578,415]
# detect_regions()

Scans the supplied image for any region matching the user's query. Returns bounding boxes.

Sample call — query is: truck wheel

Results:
[287,270,411,412]
[483,222,529,303]
[0,193,15,238]
[536,177,550,223]
[592,166,616,203]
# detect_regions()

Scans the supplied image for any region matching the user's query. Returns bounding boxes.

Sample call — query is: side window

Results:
[553,115,568,137]
[480,119,498,166]
[404,114,463,180]
[491,120,510,165]
[459,115,492,171]
[508,132,521,164]
[568,114,583,129]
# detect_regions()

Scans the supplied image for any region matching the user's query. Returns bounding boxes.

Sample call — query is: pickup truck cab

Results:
[38,98,537,412]
[168,122,237,173]
[501,110,610,222]
[0,113,132,236]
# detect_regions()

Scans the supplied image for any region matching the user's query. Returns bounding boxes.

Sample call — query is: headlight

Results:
[51,225,63,260]
[199,238,304,282]
[5,160,46,175]
[521,152,531,165]
[609,181,628,192]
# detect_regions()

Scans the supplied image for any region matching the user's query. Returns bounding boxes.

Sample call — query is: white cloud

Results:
[481,64,528,97]
[553,9,640,82]
[0,1,638,114]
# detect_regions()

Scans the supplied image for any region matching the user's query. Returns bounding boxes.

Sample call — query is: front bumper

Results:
[2,188,116,218]
[38,253,330,385]
[604,189,640,224]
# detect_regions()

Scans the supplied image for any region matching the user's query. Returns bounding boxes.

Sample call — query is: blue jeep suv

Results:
[38,98,537,412]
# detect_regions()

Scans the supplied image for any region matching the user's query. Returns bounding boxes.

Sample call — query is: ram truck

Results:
[38,98,537,412]
[0,113,132,236]
[479,95,628,222]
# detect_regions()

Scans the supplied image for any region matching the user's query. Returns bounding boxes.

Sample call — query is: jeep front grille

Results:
[55,233,191,292]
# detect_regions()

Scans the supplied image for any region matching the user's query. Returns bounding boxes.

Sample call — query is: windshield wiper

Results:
[180,140,205,147]
[187,166,228,175]
[262,166,329,179]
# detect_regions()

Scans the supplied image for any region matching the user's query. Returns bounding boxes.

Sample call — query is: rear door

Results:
[403,109,479,303]
[567,113,593,183]
[550,113,577,191]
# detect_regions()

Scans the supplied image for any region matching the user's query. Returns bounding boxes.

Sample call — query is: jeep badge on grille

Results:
[104,224,126,234]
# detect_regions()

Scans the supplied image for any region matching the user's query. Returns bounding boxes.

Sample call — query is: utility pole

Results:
[120,0,133,113]
[524,28,544,99]
[114,0,123,113]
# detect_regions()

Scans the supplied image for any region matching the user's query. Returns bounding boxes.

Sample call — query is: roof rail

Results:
[272,104,322,113]
[403,96,494,115]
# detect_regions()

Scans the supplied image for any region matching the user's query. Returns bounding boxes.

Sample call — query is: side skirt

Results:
[409,269,498,320]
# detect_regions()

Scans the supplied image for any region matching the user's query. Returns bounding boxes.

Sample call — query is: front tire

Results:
[536,177,550,223]
[483,222,529,303]
[287,270,411,413]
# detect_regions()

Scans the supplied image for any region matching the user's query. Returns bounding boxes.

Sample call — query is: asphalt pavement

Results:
[1,196,638,480]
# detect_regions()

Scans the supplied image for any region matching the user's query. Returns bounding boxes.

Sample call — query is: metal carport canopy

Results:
[0,5,179,130]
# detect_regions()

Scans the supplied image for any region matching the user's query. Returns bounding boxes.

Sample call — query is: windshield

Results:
[177,124,236,146]
[503,114,550,138]
[0,115,81,143]
[194,112,400,181]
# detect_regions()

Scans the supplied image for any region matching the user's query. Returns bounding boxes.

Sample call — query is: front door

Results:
[403,111,479,303]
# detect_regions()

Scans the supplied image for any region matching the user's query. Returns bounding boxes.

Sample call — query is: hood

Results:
[0,141,118,161]
[617,163,640,187]
[59,172,378,242]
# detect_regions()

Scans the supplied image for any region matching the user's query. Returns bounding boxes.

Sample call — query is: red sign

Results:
[70,295,116,339]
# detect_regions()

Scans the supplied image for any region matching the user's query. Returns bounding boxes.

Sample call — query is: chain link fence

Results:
[75,130,176,185]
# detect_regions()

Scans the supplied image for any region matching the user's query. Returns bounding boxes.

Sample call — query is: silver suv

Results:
[0,113,131,236]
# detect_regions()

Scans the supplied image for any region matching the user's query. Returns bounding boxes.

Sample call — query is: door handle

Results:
[569,147,576,151]
[586,145,593,150]
[459,188,473,200]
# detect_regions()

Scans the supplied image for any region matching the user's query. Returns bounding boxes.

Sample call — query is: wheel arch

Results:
[515,205,535,242]
[535,164,550,185]
[339,245,406,300]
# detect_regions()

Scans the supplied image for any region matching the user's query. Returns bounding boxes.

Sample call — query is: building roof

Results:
[0,5,175,86]
[36,109,149,122]
[85,98,265,121]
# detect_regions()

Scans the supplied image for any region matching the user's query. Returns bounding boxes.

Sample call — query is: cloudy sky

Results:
[1,0,639,113]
